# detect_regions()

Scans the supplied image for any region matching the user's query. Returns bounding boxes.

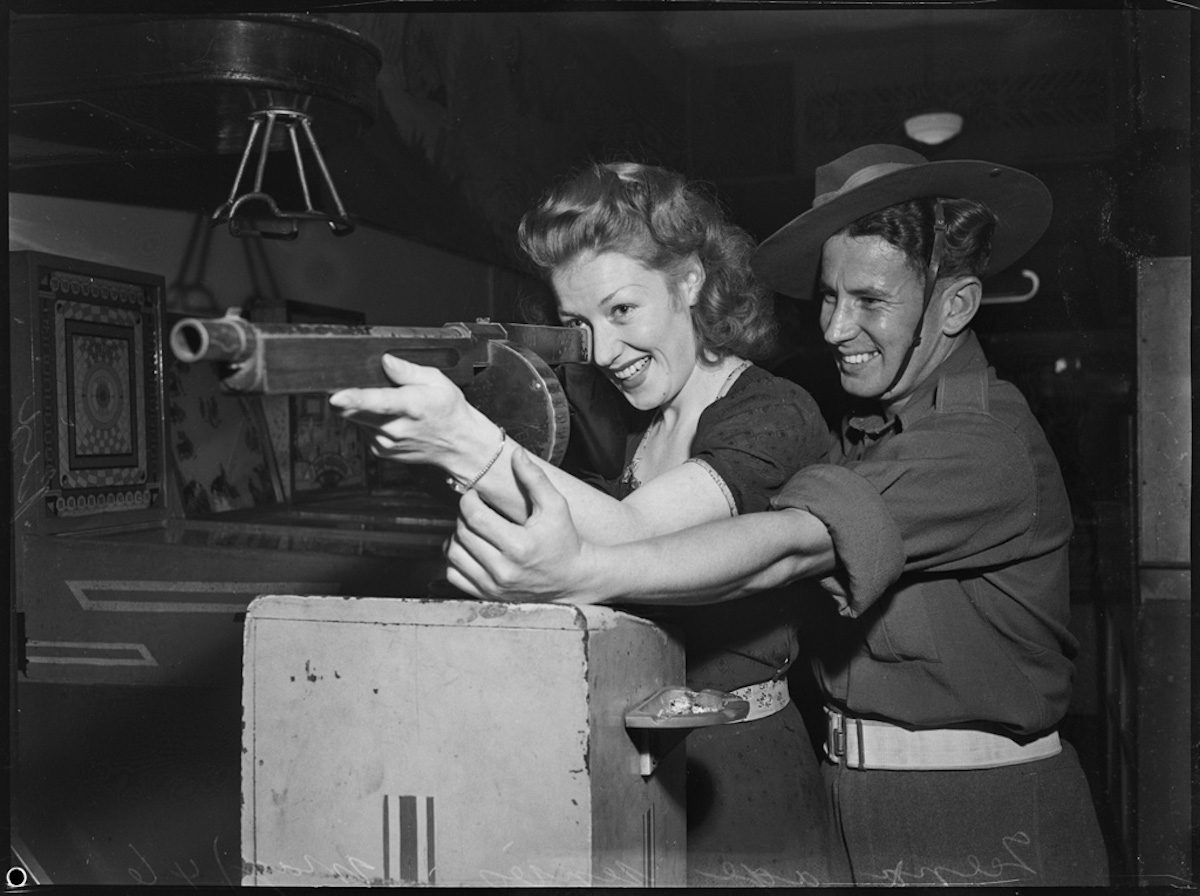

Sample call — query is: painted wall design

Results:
[165,355,282,515]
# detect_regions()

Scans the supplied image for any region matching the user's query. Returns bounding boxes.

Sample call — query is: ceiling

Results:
[7,7,1185,275]
[599,7,1038,50]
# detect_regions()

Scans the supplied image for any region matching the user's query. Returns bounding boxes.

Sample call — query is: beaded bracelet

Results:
[448,428,506,494]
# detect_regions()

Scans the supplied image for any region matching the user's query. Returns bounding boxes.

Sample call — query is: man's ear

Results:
[939,276,981,336]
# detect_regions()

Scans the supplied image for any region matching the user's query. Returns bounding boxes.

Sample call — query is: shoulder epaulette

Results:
[935,368,990,414]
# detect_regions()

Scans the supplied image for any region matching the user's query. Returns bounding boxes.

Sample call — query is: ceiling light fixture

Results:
[904,111,964,146]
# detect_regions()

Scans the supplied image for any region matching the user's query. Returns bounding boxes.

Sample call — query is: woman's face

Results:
[552,250,701,411]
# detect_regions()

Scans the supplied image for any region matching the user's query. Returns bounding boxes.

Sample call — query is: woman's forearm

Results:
[469,440,729,544]
[458,435,628,528]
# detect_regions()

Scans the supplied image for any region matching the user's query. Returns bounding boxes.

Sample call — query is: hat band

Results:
[812,161,917,209]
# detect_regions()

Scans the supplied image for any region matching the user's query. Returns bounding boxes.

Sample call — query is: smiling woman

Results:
[330,160,840,883]
[330,161,829,543]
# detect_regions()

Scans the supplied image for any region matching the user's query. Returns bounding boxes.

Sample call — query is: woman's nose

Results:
[590,323,620,367]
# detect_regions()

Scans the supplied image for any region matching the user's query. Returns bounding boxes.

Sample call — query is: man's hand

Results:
[329,355,494,470]
[445,448,599,603]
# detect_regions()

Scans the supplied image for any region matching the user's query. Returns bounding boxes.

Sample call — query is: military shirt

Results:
[771,332,1077,735]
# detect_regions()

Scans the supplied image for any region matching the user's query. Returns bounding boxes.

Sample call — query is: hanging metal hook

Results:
[981,269,1040,305]
[211,107,355,239]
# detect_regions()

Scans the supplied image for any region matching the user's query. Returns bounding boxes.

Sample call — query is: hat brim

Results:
[752,160,1053,299]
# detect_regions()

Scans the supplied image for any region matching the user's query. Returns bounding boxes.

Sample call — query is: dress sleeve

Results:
[690,368,831,515]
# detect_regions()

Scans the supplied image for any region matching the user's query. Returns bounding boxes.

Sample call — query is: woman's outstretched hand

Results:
[329,354,491,468]
[446,448,599,604]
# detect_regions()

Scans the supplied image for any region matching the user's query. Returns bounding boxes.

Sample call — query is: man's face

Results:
[817,232,939,409]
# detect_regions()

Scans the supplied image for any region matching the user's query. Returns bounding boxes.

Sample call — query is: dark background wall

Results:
[8,4,1193,887]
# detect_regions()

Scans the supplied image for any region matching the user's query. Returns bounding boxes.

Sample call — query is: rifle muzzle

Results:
[170,315,257,364]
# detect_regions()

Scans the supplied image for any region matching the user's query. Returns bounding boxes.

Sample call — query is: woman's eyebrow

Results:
[560,283,639,318]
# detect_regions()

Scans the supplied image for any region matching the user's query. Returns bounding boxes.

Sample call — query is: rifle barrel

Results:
[168,315,589,395]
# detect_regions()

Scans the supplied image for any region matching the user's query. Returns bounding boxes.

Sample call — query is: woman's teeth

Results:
[614,357,651,380]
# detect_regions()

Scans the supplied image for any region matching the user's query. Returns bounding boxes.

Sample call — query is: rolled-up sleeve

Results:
[770,411,1042,617]
[770,463,904,616]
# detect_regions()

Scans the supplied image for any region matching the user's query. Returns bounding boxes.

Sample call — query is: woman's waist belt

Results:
[729,677,790,724]
[824,705,1062,770]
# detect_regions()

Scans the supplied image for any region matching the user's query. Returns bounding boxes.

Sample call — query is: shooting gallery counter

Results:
[241,597,687,887]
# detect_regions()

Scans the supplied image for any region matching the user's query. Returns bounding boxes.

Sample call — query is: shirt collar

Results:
[844,332,987,439]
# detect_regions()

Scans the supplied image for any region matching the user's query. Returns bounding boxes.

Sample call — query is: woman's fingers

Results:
[336,408,401,430]
[380,354,448,386]
[329,356,448,408]
[329,357,455,416]
[328,386,417,415]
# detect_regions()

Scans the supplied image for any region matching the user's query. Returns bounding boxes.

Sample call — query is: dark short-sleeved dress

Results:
[565,364,845,886]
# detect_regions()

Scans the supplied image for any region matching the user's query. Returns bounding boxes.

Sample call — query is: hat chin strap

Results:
[881,199,947,403]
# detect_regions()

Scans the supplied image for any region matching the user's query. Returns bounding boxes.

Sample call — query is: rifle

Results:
[169,310,591,465]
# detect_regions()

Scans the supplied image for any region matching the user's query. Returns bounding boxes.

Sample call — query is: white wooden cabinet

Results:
[241,596,686,887]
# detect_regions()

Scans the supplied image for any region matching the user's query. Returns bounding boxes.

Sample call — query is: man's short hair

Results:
[844,197,996,283]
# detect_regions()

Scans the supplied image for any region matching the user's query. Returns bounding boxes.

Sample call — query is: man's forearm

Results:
[568,508,836,605]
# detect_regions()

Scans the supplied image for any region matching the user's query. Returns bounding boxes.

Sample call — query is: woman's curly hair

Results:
[845,197,996,282]
[518,161,777,361]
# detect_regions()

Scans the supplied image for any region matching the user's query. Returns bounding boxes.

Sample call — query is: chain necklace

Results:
[619,359,752,493]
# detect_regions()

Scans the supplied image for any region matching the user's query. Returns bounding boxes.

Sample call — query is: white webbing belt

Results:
[729,677,790,724]
[824,706,1062,770]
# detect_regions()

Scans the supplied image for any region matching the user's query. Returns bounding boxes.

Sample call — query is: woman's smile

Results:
[612,355,652,384]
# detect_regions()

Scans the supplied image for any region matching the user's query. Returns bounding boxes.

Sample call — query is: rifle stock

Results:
[169,312,590,464]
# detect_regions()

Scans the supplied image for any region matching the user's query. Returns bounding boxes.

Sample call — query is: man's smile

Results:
[838,349,881,367]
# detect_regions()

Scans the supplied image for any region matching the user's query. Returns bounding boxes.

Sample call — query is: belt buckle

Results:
[827,709,847,763]
[827,708,867,769]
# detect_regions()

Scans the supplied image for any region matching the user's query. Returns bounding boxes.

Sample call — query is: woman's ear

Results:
[681,255,706,307]
[939,276,982,336]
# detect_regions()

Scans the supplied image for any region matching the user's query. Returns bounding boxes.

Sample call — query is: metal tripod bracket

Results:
[212,106,354,239]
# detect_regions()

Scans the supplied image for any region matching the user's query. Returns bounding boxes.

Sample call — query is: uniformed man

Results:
[445,144,1111,886]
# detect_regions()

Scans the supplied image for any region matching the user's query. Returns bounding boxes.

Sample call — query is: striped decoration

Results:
[643,804,655,888]
[382,794,436,885]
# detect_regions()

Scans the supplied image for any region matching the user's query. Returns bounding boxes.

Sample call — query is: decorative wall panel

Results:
[17,254,167,519]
